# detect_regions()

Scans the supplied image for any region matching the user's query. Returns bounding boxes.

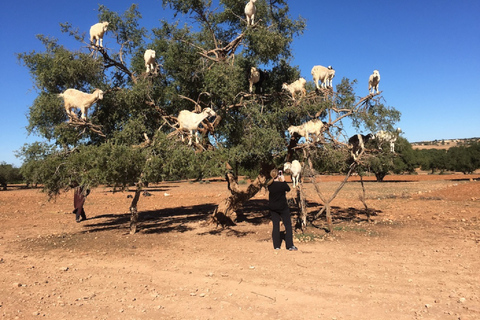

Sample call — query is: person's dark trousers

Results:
[73,187,87,222]
[75,208,87,222]
[270,208,294,249]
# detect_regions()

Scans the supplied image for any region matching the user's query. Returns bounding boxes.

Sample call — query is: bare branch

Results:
[67,117,106,137]
[90,46,138,84]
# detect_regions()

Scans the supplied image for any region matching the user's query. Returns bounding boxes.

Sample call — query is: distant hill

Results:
[411,137,480,150]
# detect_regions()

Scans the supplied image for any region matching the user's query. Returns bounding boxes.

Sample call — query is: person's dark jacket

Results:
[268,181,290,211]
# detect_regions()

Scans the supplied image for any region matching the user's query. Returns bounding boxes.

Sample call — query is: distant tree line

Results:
[4,139,480,189]
[358,139,480,180]
[308,137,480,181]
[0,162,23,190]
[414,141,480,175]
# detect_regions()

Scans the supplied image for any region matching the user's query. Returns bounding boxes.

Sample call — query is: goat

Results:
[374,128,401,153]
[59,88,104,121]
[348,133,373,161]
[282,78,307,100]
[248,67,260,93]
[244,0,257,26]
[248,67,268,93]
[311,65,335,90]
[144,49,156,73]
[369,70,381,94]
[284,160,302,188]
[177,107,217,145]
[89,22,109,48]
[288,119,324,143]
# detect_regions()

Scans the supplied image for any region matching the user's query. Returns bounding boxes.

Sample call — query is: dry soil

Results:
[1,174,479,319]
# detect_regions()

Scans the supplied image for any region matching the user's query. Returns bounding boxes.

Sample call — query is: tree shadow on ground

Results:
[234,199,270,225]
[107,185,180,194]
[196,228,256,237]
[308,205,383,231]
[81,199,273,236]
[80,198,382,236]
[82,203,216,234]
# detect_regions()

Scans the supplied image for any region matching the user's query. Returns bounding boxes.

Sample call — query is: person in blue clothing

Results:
[267,168,298,251]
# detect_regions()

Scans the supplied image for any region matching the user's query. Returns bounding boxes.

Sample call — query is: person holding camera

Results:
[267,168,298,251]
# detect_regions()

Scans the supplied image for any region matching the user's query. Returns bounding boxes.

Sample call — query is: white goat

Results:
[282,77,307,100]
[244,0,257,26]
[284,160,302,188]
[368,70,381,94]
[374,128,401,153]
[59,88,104,121]
[248,67,268,93]
[249,67,260,93]
[89,22,109,48]
[311,65,335,89]
[177,107,217,145]
[348,133,373,161]
[144,49,156,73]
[288,119,324,143]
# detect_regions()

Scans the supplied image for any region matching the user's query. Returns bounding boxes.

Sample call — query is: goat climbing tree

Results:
[17,1,400,234]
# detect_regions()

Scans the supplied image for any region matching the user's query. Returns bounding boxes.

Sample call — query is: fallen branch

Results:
[251,291,276,302]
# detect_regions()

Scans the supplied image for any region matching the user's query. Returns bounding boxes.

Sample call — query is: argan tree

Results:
[0,162,23,190]
[18,1,400,234]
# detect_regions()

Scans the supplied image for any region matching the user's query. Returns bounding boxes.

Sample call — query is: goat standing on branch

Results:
[244,0,257,26]
[311,65,335,90]
[284,160,302,188]
[348,133,373,161]
[59,88,104,121]
[369,70,381,94]
[177,107,217,146]
[282,78,307,100]
[288,119,324,143]
[144,49,156,73]
[248,67,268,93]
[374,128,401,153]
[89,22,109,48]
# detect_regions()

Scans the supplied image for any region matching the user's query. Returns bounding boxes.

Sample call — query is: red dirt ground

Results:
[1,173,479,319]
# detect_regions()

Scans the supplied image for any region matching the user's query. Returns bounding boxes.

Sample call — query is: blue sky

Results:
[1,0,479,167]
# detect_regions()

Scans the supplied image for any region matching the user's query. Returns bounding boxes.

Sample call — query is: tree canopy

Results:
[17,1,401,232]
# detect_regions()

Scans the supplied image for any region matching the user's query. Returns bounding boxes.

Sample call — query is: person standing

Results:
[267,168,298,251]
[73,185,89,223]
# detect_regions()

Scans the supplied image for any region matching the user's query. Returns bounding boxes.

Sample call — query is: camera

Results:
[278,170,283,176]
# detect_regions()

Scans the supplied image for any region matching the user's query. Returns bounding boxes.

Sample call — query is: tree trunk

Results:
[129,187,142,234]
[325,204,332,230]
[375,172,386,182]
[211,165,271,226]
[295,185,307,230]
[359,175,371,222]
[309,159,357,233]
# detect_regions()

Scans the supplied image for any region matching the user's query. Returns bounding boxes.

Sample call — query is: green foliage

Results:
[203,63,244,103]
[17,37,104,140]
[415,148,448,173]
[16,142,57,187]
[391,137,417,174]
[17,36,104,94]
[0,162,23,189]
[445,142,480,174]
[97,4,147,55]
[356,137,419,181]
[310,146,349,174]
[365,152,394,182]
[400,141,480,175]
